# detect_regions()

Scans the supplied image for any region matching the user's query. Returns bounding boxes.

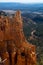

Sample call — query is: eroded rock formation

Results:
[0,11,36,65]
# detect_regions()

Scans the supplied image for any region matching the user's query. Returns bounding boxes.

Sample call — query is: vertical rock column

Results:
[0,17,10,65]
[13,11,26,48]
[13,11,36,65]
[4,17,16,65]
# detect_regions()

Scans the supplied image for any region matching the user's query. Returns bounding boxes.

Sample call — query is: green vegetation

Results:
[23,14,43,65]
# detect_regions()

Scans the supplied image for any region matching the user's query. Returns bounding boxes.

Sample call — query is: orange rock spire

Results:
[0,11,36,65]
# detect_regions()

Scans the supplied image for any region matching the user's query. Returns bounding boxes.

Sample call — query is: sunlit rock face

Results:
[0,11,36,65]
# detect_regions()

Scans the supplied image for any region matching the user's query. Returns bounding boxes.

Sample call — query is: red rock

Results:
[0,11,36,65]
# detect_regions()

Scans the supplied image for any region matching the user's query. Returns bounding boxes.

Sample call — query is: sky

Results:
[0,0,43,3]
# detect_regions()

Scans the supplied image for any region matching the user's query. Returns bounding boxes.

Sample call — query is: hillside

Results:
[0,3,43,12]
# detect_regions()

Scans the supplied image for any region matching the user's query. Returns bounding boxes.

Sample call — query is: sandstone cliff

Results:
[0,11,36,65]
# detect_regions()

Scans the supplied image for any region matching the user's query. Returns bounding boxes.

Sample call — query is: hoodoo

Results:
[0,11,36,65]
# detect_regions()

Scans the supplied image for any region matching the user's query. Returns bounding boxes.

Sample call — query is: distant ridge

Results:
[0,3,43,11]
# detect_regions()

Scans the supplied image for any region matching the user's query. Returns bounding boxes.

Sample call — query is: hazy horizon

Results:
[0,0,43,4]
[0,2,43,4]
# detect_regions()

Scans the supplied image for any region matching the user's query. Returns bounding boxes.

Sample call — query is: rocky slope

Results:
[0,11,36,65]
